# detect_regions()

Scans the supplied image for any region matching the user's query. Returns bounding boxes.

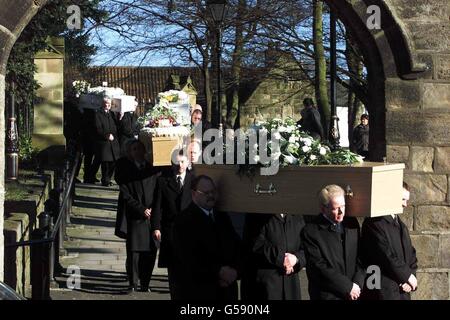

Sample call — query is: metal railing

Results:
[5,147,81,300]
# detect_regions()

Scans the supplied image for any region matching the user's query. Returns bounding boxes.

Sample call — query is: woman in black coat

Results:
[250,214,306,300]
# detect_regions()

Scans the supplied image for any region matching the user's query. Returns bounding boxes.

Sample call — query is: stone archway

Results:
[0,0,449,299]
[0,0,50,281]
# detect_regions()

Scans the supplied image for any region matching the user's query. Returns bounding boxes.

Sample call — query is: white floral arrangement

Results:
[72,80,90,98]
[239,118,364,176]
[158,90,189,103]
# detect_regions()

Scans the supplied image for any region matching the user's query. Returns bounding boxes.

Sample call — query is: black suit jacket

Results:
[301,214,365,300]
[118,112,139,141]
[151,169,193,267]
[95,109,120,161]
[172,203,242,300]
[120,165,159,251]
[360,215,418,300]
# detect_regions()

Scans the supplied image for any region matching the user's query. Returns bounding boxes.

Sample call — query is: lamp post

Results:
[329,9,340,150]
[6,81,19,180]
[207,0,227,128]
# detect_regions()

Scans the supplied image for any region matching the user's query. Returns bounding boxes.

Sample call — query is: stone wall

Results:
[385,0,450,300]
[33,38,65,150]
[240,79,312,128]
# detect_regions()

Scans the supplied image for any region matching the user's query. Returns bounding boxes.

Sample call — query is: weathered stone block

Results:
[391,0,450,21]
[440,234,450,268]
[416,205,450,231]
[410,146,434,172]
[385,80,421,110]
[386,145,409,166]
[423,83,450,110]
[413,52,434,80]
[410,234,439,268]
[404,174,447,203]
[412,271,449,300]
[401,205,414,231]
[0,30,14,74]
[434,147,450,172]
[407,22,450,52]
[386,111,450,145]
[435,55,450,80]
[0,0,33,32]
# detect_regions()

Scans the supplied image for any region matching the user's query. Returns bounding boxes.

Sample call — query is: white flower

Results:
[303,138,312,147]
[310,154,317,161]
[319,147,327,155]
[286,125,296,133]
[289,136,298,144]
[302,146,311,153]
[279,126,288,133]
[356,155,364,163]
[273,132,281,140]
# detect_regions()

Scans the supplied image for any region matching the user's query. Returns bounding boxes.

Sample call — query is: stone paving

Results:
[50,182,170,300]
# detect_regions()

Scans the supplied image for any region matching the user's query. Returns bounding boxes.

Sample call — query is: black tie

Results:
[176,176,182,192]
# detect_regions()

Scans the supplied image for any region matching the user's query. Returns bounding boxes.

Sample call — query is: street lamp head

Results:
[207,0,227,24]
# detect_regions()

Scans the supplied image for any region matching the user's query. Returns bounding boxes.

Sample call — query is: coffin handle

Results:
[254,183,277,196]
[345,185,354,198]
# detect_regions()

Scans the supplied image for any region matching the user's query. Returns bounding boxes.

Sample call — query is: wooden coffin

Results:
[194,162,405,217]
[139,127,190,166]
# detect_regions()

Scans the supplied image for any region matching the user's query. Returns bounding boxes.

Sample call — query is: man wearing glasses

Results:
[172,175,242,300]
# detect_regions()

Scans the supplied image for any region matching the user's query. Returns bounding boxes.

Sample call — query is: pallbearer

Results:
[360,182,418,300]
[301,184,365,300]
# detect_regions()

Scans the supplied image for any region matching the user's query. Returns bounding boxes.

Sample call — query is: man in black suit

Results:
[120,140,159,292]
[151,151,193,299]
[95,97,120,186]
[301,184,365,300]
[172,175,242,300]
[360,182,418,300]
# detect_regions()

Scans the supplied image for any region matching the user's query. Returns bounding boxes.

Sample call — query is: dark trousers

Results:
[167,264,182,300]
[100,161,115,185]
[131,251,157,289]
[84,152,100,182]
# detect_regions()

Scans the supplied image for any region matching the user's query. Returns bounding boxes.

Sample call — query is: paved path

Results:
[50,182,170,300]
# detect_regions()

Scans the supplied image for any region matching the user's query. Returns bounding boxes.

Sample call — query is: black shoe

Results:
[102,182,113,187]
[129,285,138,293]
[83,179,95,184]
[140,286,151,293]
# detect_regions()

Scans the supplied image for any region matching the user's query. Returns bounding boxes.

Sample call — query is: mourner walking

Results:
[95,97,121,186]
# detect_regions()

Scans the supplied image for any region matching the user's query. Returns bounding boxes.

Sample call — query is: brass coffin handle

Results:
[254,183,277,196]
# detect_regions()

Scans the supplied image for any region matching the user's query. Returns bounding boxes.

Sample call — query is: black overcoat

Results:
[251,214,306,300]
[95,109,120,161]
[360,215,418,300]
[120,166,159,252]
[301,214,365,300]
[172,203,242,300]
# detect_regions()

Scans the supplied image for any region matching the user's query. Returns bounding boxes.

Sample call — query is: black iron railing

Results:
[5,148,81,300]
